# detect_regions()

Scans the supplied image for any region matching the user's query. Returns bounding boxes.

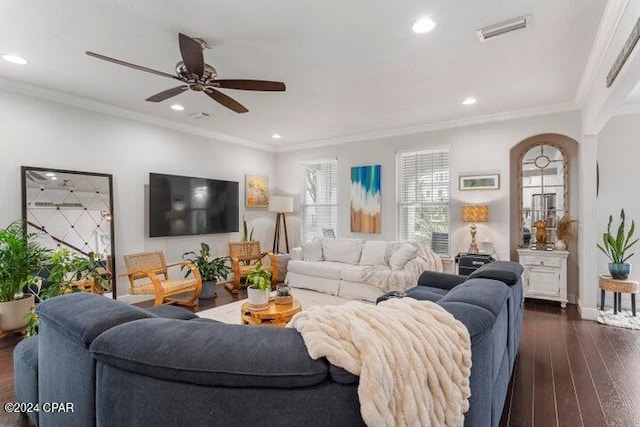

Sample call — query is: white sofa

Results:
[285,238,443,302]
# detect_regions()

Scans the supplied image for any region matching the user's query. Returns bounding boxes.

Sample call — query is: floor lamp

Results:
[269,196,294,254]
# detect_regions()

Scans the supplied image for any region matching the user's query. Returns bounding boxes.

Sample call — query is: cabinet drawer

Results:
[520,256,562,268]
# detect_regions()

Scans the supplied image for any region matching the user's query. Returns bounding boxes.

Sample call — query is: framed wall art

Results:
[245,173,269,208]
[350,164,381,233]
[459,174,500,191]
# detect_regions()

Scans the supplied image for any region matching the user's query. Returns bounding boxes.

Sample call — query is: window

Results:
[301,159,337,242]
[397,148,450,255]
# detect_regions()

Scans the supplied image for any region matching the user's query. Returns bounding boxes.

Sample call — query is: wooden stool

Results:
[599,276,639,316]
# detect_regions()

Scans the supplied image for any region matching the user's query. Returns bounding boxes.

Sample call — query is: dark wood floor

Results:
[1,290,639,426]
[500,302,640,427]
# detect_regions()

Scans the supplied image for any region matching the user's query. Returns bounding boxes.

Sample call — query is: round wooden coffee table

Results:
[241,299,302,326]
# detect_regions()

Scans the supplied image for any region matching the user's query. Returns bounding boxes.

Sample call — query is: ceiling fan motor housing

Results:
[176,61,217,83]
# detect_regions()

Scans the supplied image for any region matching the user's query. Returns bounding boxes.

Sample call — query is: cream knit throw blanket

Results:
[288,298,471,427]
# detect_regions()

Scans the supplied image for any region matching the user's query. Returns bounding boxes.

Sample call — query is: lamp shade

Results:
[461,205,489,223]
[268,196,294,213]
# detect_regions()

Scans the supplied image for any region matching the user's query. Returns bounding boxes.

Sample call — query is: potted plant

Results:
[26,249,110,336]
[246,263,272,309]
[597,209,638,280]
[0,222,50,331]
[182,243,231,299]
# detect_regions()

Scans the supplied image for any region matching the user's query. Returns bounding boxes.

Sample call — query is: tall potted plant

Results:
[0,222,50,331]
[246,263,272,309]
[183,243,231,299]
[597,209,638,280]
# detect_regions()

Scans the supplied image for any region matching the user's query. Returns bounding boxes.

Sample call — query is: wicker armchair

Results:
[226,241,278,294]
[123,251,202,306]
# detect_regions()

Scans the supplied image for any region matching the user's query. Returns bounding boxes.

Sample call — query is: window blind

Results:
[397,148,450,255]
[301,159,338,242]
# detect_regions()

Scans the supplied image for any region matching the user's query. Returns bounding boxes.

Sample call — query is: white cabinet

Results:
[517,249,569,308]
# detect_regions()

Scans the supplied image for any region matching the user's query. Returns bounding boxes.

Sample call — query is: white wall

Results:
[597,112,640,307]
[276,111,581,265]
[0,89,276,297]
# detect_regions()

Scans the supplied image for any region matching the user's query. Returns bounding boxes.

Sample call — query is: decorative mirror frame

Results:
[21,166,117,298]
[517,142,569,248]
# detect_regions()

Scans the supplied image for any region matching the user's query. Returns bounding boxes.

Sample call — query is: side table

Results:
[599,276,638,316]
[455,253,495,276]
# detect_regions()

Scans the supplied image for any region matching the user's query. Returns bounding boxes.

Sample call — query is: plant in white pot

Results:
[597,209,638,280]
[246,263,272,310]
[0,222,50,331]
[182,243,231,299]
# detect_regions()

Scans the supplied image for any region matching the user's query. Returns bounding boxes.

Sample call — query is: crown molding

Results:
[613,102,640,116]
[0,77,276,152]
[574,0,630,107]
[275,102,579,153]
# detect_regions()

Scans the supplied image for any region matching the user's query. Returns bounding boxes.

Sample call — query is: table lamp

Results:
[269,196,294,253]
[461,205,489,255]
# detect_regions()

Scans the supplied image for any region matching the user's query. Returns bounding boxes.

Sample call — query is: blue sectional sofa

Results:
[14,261,523,427]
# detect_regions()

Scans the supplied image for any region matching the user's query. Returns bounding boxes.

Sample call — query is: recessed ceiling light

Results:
[50,176,58,181]
[170,104,184,111]
[1,54,28,65]
[412,17,437,34]
[45,172,56,177]
[462,98,477,105]
[272,134,282,139]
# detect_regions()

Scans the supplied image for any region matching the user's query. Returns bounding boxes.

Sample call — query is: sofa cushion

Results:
[359,241,388,266]
[439,278,509,317]
[388,243,418,270]
[302,239,324,262]
[322,239,362,264]
[36,292,153,346]
[91,319,329,389]
[406,286,449,302]
[288,260,344,280]
[341,265,372,283]
[468,261,523,286]
[144,305,199,320]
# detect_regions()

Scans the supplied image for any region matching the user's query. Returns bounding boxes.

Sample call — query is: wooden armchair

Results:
[225,241,278,294]
[123,251,202,307]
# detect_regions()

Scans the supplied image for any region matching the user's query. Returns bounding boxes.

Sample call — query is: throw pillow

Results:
[389,243,418,270]
[322,239,363,264]
[359,241,389,266]
[302,239,323,262]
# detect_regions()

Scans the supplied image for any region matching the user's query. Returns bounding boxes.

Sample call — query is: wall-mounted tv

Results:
[149,173,239,237]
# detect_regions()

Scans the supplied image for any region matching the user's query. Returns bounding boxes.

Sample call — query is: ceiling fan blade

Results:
[86,51,181,81]
[213,80,286,91]
[145,86,188,102]
[29,171,47,181]
[205,88,248,113]
[178,33,204,79]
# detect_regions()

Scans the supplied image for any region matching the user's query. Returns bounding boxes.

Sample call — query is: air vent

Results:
[477,15,530,42]
[188,112,211,120]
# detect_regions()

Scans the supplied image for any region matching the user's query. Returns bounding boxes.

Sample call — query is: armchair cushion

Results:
[467,261,524,286]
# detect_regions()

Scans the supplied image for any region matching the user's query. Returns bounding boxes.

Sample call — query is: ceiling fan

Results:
[86,33,286,113]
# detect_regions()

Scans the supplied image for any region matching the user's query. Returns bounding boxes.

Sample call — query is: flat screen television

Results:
[149,173,239,237]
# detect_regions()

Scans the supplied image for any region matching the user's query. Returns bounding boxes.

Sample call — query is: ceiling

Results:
[0,0,607,149]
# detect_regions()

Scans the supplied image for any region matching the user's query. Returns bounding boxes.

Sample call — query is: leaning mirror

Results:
[21,167,116,298]
[519,143,568,248]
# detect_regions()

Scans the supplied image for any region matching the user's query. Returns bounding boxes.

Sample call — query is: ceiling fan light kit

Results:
[86,33,286,113]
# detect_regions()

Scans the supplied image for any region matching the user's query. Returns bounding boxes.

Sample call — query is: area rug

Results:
[597,309,640,331]
[197,288,360,324]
